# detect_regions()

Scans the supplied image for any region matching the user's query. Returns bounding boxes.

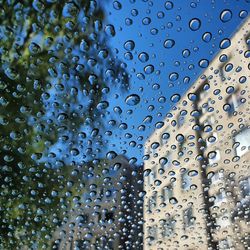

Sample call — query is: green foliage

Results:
[0,0,127,248]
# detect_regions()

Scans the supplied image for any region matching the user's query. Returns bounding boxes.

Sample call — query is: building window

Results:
[211,171,224,184]
[148,225,157,241]
[161,153,171,171]
[216,213,231,228]
[239,177,250,198]
[161,184,173,203]
[148,192,157,210]
[218,238,233,250]
[214,190,227,204]
[104,212,114,222]
[219,55,232,80]
[183,207,194,229]
[177,113,185,128]
[198,80,209,101]
[226,90,244,116]
[147,166,157,185]
[181,170,192,191]
[178,139,188,158]
[162,217,175,238]
[208,149,221,165]
[245,34,250,49]
[203,115,216,126]
[234,128,250,157]
[201,98,214,114]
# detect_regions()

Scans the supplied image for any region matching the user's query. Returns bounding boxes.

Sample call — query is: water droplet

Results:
[32,0,45,13]
[199,59,209,68]
[169,72,179,81]
[170,93,181,103]
[165,1,174,10]
[164,39,175,49]
[144,65,154,74]
[188,170,198,177]
[142,17,151,25]
[189,18,201,31]
[113,1,122,10]
[62,2,79,18]
[4,68,19,80]
[202,32,212,43]
[138,52,149,62]
[131,8,139,17]
[220,38,231,49]
[125,94,140,106]
[124,52,133,60]
[176,134,185,142]
[97,101,109,110]
[124,40,135,51]
[239,10,248,19]
[220,9,232,22]
[169,197,178,204]
[105,24,116,37]
[182,49,190,58]
[29,42,41,54]
[125,18,133,26]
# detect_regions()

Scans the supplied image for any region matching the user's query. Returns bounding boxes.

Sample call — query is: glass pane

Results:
[0,1,249,249]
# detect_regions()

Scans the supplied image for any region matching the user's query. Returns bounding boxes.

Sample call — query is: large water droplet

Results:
[138,52,149,63]
[125,94,140,106]
[124,40,135,51]
[164,39,175,49]
[165,1,174,10]
[29,42,41,54]
[189,18,201,31]
[142,17,151,25]
[105,24,116,37]
[199,59,209,68]
[144,65,154,74]
[170,93,181,103]
[220,38,231,49]
[202,32,212,43]
[62,2,79,18]
[113,1,122,10]
[220,9,232,23]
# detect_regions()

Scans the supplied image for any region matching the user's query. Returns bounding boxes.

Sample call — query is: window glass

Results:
[235,128,250,157]
[0,1,250,250]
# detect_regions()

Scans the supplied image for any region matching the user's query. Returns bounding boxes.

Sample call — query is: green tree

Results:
[0,0,127,248]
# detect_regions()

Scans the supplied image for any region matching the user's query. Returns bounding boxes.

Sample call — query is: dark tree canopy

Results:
[0,0,128,248]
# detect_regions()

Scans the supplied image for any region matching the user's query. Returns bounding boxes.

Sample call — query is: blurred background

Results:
[0,0,249,249]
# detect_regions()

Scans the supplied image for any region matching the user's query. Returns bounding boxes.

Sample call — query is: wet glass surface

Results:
[0,0,250,249]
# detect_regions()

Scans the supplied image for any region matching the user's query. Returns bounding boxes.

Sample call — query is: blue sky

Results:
[100,0,250,165]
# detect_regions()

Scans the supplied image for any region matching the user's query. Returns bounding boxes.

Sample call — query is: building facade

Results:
[144,17,250,250]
